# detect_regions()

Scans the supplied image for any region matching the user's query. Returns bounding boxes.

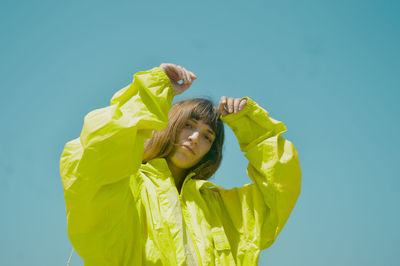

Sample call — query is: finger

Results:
[190,71,197,80]
[184,69,192,85]
[220,96,227,105]
[178,66,187,84]
[218,98,229,116]
[174,82,189,95]
[175,66,186,84]
[167,65,180,82]
[233,98,241,114]
[239,98,247,111]
[173,71,181,83]
[180,82,190,91]
[181,67,191,85]
[220,96,228,113]
[220,96,229,115]
[227,98,234,113]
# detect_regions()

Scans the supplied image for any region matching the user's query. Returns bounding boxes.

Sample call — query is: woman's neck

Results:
[166,161,188,193]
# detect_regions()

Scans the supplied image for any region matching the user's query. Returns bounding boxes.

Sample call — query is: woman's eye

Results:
[185,123,192,128]
[204,135,212,142]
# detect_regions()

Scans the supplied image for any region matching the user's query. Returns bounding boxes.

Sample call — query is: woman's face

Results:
[167,119,216,170]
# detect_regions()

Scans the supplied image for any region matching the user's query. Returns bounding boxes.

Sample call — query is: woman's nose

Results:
[188,131,199,143]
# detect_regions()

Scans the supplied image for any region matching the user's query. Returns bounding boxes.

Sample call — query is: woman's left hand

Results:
[218,96,247,116]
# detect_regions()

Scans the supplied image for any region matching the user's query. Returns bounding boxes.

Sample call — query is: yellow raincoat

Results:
[60,67,301,265]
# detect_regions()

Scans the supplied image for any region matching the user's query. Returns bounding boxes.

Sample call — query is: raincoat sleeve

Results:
[217,97,301,250]
[59,67,174,264]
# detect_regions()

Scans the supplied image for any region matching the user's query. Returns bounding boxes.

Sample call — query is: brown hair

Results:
[142,98,224,180]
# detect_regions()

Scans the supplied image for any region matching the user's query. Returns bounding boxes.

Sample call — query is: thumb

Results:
[189,71,197,80]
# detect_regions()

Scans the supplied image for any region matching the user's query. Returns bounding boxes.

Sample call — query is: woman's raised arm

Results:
[59,64,195,264]
[212,97,301,254]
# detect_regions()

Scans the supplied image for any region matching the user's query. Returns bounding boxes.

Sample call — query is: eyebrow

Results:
[189,119,216,136]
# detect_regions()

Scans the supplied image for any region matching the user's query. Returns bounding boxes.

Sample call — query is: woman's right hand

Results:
[159,63,197,95]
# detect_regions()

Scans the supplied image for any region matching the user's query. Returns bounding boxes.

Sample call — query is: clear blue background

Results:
[1,0,399,265]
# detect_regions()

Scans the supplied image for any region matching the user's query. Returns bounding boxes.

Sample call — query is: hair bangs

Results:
[188,100,221,135]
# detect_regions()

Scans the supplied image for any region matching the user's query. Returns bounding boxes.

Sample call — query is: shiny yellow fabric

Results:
[60,67,301,265]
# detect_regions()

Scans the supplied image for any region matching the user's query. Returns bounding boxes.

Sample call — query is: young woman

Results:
[60,63,301,265]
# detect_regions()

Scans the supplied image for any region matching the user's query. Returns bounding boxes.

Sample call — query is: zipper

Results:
[178,174,203,266]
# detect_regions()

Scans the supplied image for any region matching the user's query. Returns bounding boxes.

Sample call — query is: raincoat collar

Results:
[142,158,172,177]
[140,158,196,192]
[141,158,223,192]
[143,158,195,179]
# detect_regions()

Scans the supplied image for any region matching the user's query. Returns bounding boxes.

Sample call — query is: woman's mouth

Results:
[182,145,195,155]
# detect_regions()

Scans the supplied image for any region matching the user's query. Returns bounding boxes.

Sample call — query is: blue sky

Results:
[0,0,399,265]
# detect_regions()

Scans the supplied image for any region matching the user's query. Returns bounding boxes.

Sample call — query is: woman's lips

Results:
[182,145,195,155]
